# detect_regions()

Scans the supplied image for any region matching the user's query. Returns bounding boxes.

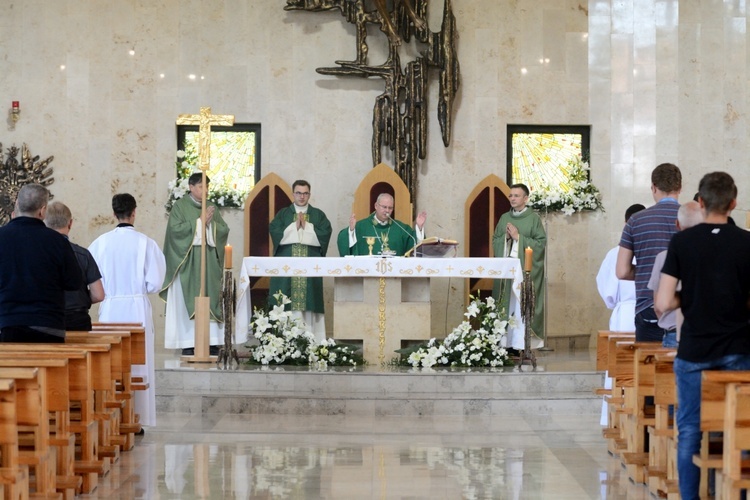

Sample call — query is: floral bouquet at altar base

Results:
[527,156,604,216]
[246,292,364,369]
[164,144,247,213]
[397,295,517,369]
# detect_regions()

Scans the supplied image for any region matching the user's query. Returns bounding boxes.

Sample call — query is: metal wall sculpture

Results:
[284,0,460,207]
[0,143,54,225]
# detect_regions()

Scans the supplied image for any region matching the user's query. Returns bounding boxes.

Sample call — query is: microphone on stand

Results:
[388,215,419,257]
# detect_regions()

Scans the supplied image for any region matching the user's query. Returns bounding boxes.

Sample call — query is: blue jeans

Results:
[674,354,750,500]
[662,330,678,348]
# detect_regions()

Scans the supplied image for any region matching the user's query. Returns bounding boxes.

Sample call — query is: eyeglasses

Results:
[376,203,393,210]
[294,192,310,196]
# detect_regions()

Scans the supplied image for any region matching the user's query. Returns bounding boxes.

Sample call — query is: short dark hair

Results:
[112,193,137,220]
[15,183,49,215]
[510,183,530,196]
[188,173,209,186]
[698,171,737,214]
[292,180,310,191]
[651,163,681,193]
[625,203,645,222]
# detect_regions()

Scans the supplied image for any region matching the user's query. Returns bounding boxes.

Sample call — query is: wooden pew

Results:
[0,377,30,500]
[69,329,144,449]
[602,333,635,455]
[719,382,750,499]
[0,358,79,499]
[90,324,148,450]
[697,370,750,499]
[0,367,56,499]
[0,346,101,494]
[66,332,135,454]
[648,351,678,498]
[619,341,665,484]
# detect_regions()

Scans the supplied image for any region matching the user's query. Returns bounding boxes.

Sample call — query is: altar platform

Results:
[153,347,603,418]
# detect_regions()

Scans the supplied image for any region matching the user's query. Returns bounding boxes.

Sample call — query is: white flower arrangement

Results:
[398,295,516,369]
[527,156,604,216]
[247,292,364,369]
[165,144,248,212]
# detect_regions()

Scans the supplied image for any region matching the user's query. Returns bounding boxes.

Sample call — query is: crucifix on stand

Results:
[176,107,234,363]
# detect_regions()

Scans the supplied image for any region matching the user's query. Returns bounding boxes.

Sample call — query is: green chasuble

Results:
[268,204,332,313]
[159,195,230,321]
[491,208,547,339]
[336,213,417,257]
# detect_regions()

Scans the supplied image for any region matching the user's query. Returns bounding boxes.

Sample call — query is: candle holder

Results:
[217,268,239,369]
[519,269,537,370]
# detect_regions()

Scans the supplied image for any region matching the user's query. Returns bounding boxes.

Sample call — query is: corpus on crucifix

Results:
[164,107,234,362]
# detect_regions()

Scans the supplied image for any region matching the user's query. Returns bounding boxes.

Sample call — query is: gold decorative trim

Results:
[378,276,386,366]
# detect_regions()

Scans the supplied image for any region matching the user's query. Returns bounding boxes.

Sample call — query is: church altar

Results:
[236,257,527,361]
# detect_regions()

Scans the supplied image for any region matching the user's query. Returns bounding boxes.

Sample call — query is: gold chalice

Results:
[365,236,376,256]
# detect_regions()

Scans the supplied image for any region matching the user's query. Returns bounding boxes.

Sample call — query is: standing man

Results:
[89,193,166,429]
[268,180,332,342]
[0,184,81,343]
[617,163,681,342]
[655,172,750,499]
[44,201,105,331]
[337,193,427,256]
[161,173,229,356]
[492,183,547,345]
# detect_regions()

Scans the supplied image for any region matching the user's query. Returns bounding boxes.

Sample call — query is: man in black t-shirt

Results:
[44,201,105,331]
[655,171,750,500]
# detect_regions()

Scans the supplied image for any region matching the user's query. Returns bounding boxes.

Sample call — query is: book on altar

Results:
[405,237,459,258]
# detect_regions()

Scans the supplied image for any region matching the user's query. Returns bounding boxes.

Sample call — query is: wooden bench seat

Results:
[0,377,30,500]
[0,346,102,494]
[648,351,678,498]
[697,370,750,499]
[602,333,636,455]
[0,367,57,499]
[0,358,80,499]
[719,382,750,499]
[619,341,666,484]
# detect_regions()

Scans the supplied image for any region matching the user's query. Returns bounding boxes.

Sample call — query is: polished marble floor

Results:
[78,350,653,499]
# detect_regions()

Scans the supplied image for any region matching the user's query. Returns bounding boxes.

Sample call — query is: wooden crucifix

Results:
[176,107,234,362]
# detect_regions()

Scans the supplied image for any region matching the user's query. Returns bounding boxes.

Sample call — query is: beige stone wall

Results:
[2,1,750,352]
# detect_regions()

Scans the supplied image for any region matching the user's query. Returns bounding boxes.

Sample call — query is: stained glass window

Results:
[178,124,261,195]
[506,125,590,192]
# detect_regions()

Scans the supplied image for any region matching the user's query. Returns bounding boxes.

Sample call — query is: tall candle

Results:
[224,244,232,269]
[524,247,533,272]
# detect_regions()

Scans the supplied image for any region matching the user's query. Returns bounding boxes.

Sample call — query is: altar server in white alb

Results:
[595,203,644,426]
[89,193,166,429]
[596,203,645,332]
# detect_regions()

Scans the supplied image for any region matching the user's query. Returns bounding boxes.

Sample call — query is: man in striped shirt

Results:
[616,163,682,342]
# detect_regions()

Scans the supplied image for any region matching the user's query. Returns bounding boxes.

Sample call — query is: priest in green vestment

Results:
[160,173,230,355]
[268,180,332,341]
[492,183,547,346]
[337,193,427,257]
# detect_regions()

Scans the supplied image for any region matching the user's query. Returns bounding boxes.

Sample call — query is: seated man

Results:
[337,193,426,256]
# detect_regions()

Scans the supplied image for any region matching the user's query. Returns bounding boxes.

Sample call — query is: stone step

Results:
[155,366,604,417]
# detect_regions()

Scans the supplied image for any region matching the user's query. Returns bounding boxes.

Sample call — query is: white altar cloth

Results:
[236,256,529,348]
